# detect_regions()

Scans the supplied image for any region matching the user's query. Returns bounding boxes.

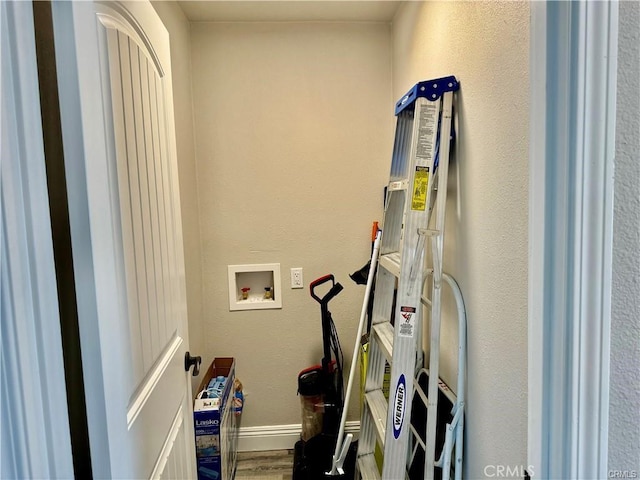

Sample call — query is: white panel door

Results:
[97,2,196,478]
[51,1,196,478]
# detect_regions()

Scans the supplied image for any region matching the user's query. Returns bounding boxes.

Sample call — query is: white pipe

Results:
[329,231,382,476]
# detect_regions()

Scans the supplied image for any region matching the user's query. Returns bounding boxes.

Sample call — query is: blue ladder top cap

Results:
[395,75,459,115]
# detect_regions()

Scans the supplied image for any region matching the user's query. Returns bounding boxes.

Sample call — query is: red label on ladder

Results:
[398,306,416,337]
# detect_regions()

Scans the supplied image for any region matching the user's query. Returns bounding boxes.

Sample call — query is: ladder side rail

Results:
[390,111,406,180]
[395,110,412,181]
[423,90,455,479]
[389,113,405,179]
[411,98,445,377]
[441,425,454,480]
[407,96,443,478]
[424,238,444,478]
[382,97,441,479]
[455,409,464,480]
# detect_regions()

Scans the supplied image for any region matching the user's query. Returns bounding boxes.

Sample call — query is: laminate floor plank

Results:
[235,449,294,480]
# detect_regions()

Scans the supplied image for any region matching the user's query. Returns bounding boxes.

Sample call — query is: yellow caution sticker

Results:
[411,166,429,211]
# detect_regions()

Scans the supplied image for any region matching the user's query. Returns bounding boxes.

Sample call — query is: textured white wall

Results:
[392,2,530,477]
[609,1,640,473]
[190,22,393,426]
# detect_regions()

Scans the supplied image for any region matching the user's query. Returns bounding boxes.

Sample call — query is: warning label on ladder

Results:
[398,306,416,337]
[411,166,429,211]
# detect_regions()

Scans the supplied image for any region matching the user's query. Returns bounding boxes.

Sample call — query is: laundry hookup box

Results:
[193,357,238,480]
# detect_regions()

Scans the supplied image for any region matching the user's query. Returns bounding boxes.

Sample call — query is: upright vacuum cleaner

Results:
[293,274,356,479]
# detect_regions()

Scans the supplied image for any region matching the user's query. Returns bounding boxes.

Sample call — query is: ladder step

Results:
[379,252,401,277]
[357,453,381,480]
[387,179,409,192]
[364,389,388,448]
[372,322,394,363]
[417,228,441,237]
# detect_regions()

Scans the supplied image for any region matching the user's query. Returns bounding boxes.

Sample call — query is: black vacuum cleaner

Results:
[292,274,356,480]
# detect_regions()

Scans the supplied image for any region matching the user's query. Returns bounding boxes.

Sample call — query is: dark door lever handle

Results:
[184,351,202,376]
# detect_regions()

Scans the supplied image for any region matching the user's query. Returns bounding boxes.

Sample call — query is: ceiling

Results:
[178,1,402,23]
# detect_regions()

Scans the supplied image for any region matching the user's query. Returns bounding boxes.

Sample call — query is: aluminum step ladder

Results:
[356,76,462,480]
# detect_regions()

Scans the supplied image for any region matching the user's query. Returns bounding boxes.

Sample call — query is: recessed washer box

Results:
[227,263,282,311]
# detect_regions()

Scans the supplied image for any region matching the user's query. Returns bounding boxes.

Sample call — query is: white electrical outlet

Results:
[290,267,303,289]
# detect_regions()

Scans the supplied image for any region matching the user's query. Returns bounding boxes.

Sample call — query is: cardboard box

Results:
[193,358,238,480]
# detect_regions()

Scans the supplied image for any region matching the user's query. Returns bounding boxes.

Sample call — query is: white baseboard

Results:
[237,421,360,452]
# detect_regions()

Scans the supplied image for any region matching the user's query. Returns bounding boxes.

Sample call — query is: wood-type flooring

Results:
[234,449,294,480]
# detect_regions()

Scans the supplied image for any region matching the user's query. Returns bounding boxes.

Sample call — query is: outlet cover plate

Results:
[290,267,303,289]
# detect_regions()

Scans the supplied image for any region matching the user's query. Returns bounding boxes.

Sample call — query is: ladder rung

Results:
[420,268,435,307]
[413,377,429,407]
[357,453,381,480]
[364,389,388,448]
[379,252,401,277]
[421,294,431,307]
[417,228,440,237]
[409,423,427,453]
[372,322,394,363]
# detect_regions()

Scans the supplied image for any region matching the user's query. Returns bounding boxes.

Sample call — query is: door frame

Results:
[528,1,618,478]
[1,2,75,478]
[3,0,621,476]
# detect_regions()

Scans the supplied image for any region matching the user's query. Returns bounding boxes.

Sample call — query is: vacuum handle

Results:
[310,274,334,303]
[310,274,343,304]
